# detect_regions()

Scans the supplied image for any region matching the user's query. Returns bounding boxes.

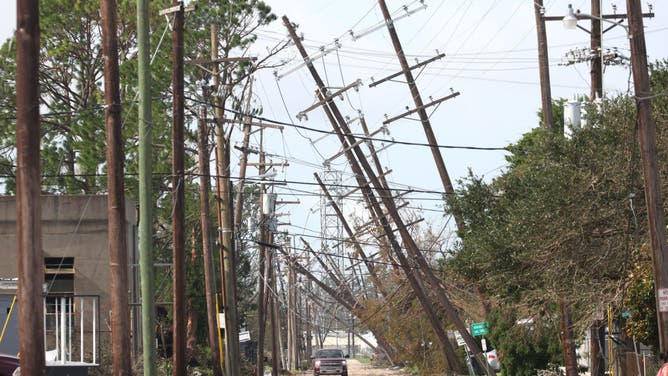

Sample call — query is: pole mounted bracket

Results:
[297,80,363,118]
[369,53,445,88]
[383,91,460,125]
[158,2,195,16]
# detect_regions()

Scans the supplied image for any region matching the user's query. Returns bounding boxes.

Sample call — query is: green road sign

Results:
[471,322,489,336]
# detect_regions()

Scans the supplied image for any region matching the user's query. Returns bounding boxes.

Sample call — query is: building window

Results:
[44,257,74,313]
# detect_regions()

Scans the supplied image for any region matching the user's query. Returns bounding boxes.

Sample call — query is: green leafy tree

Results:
[0,0,281,368]
[486,306,562,376]
[0,0,174,196]
[624,245,658,349]
[446,61,668,367]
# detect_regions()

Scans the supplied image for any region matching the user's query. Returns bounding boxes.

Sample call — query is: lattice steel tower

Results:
[320,166,345,276]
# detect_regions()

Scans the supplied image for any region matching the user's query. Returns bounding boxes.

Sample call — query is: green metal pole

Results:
[137,0,156,375]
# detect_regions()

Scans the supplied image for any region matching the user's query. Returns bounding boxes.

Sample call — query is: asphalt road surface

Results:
[293,358,408,375]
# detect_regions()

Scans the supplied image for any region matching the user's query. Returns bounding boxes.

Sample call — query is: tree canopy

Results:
[446,60,668,370]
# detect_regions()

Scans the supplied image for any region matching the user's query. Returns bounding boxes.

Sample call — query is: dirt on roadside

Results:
[292,358,409,376]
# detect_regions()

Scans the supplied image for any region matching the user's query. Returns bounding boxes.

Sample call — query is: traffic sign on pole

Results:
[471,322,489,336]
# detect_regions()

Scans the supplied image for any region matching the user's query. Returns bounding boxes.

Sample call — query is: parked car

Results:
[0,354,19,376]
[311,348,348,376]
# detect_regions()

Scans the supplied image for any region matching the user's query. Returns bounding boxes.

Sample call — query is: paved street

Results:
[292,358,409,376]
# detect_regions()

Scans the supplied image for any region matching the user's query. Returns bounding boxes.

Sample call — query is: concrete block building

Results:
[0,195,139,361]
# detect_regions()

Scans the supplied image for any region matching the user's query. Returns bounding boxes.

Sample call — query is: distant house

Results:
[0,195,140,362]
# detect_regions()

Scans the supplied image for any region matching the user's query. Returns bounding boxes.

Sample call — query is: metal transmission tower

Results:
[319,166,350,349]
[320,167,345,273]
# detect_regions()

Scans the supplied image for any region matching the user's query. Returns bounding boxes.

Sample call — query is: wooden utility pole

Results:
[314,84,463,372]
[267,232,280,376]
[376,0,463,232]
[344,120,469,371]
[286,251,294,371]
[560,300,579,376]
[136,0,156,374]
[276,261,287,371]
[16,1,45,375]
[590,0,603,100]
[543,3,653,102]
[533,0,555,130]
[100,0,132,373]
[315,174,387,299]
[287,252,298,371]
[256,150,268,376]
[168,1,187,374]
[255,232,267,375]
[233,79,254,231]
[359,117,389,189]
[626,0,668,357]
[210,26,243,376]
[196,99,223,376]
[305,281,313,360]
[277,245,398,363]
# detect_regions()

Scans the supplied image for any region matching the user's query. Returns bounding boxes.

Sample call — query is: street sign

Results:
[455,331,466,347]
[471,322,489,336]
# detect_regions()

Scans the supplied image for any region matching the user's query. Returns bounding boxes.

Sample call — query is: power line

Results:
[0,170,453,196]
[0,95,508,152]
[187,95,509,152]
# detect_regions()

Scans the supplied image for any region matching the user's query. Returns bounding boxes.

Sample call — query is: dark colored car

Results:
[0,354,19,376]
[312,348,348,376]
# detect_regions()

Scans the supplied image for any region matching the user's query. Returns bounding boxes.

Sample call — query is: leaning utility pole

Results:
[100,0,132,373]
[376,0,463,231]
[16,1,45,375]
[315,174,387,299]
[315,88,463,372]
[533,0,555,131]
[169,1,187,374]
[626,0,668,357]
[233,78,254,232]
[137,0,156,375]
[283,15,492,375]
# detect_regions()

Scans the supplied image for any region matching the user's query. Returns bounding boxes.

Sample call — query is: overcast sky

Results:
[2,1,668,253]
